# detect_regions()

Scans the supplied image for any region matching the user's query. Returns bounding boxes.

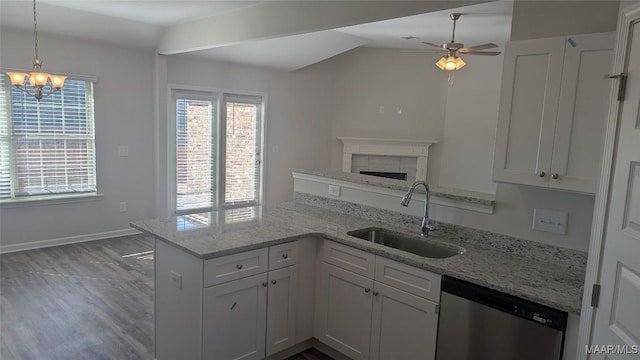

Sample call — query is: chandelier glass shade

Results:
[6,0,66,100]
[435,55,466,71]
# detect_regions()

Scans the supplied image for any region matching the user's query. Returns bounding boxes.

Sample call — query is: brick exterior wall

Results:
[177,100,258,209]
[177,101,213,209]
[225,103,258,204]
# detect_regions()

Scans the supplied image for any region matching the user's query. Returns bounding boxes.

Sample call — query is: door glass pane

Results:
[176,97,215,211]
[224,96,261,206]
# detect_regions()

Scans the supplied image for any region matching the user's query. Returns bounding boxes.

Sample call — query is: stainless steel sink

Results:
[347,227,465,259]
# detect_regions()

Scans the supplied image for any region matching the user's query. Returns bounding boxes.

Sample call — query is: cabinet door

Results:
[203,273,268,360]
[493,37,566,187]
[550,32,614,193]
[266,265,298,356]
[315,262,374,360]
[370,282,439,360]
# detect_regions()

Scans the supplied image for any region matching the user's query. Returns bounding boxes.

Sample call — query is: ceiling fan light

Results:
[435,55,466,71]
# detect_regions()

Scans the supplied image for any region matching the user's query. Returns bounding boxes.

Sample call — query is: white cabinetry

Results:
[315,240,441,360]
[493,32,614,193]
[316,262,374,360]
[266,264,298,356]
[154,239,310,360]
[203,273,268,360]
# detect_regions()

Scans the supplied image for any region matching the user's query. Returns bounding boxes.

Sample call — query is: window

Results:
[0,75,97,202]
[173,89,263,214]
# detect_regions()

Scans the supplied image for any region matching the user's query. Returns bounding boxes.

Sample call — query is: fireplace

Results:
[338,137,437,182]
[360,171,407,180]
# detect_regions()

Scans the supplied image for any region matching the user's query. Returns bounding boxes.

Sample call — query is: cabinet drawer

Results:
[374,256,441,302]
[204,248,268,287]
[268,241,299,270]
[322,240,375,278]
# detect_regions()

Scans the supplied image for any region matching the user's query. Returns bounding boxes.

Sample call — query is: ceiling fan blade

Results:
[422,42,444,49]
[459,43,499,52]
[400,50,443,53]
[463,51,501,56]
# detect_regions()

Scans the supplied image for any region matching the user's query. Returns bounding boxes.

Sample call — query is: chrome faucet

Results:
[400,180,436,237]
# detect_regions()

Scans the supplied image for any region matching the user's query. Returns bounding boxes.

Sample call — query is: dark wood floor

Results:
[1,234,155,359]
[286,348,333,360]
[1,235,333,360]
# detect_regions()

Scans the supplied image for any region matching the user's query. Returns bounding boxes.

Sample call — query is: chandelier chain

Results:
[33,0,38,59]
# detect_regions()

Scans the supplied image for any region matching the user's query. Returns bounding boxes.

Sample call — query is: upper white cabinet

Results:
[493,32,614,193]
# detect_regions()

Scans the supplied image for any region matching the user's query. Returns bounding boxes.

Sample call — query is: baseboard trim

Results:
[0,228,142,254]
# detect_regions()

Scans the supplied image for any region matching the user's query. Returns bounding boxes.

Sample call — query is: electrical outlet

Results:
[119,202,127,212]
[533,208,568,235]
[328,185,341,197]
[170,270,182,289]
[378,106,385,114]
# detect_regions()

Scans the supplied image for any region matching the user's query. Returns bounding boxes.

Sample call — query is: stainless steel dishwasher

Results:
[436,276,568,360]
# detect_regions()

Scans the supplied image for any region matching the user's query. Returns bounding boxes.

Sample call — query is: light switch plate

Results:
[328,185,341,197]
[118,146,129,157]
[533,208,568,235]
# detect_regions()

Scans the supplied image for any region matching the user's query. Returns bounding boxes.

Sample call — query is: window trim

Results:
[0,69,99,205]
[168,84,266,215]
[0,193,104,208]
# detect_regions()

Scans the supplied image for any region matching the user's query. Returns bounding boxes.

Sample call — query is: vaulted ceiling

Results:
[0,0,512,71]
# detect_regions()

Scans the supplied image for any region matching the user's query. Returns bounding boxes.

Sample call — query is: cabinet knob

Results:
[373,291,380,296]
[282,253,289,259]
[364,288,371,293]
[551,173,559,180]
[236,264,243,270]
[538,171,546,178]
[262,282,268,287]
[271,280,277,285]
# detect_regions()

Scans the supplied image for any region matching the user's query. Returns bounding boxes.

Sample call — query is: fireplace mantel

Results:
[338,137,437,181]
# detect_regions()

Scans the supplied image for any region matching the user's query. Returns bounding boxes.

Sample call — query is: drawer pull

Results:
[373,291,380,296]
[271,280,277,285]
[236,264,243,270]
[262,282,268,287]
[282,253,289,259]
[364,288,371,293]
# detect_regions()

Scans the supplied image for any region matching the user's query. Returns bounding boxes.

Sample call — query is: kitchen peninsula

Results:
[132,171,586,360]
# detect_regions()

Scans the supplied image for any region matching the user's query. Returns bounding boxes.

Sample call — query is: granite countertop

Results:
[131,202,585,314]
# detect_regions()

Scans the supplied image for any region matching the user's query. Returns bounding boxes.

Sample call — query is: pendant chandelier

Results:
[6,0,66,101]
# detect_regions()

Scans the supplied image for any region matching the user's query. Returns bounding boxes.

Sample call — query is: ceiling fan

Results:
[415,13,501,71]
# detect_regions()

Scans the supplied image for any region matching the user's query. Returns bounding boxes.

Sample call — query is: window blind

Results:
[175,96,217,212]
[0,76,11,199]
[223,94,262,207]
[0,75,96,200]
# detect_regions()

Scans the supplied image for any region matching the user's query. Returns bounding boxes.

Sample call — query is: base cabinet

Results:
[266,265,299,356]
[370,282,438,360]
[203,273,268,360]
[154,239,307,360]
[316,263,374,360]
[315,240,441,360]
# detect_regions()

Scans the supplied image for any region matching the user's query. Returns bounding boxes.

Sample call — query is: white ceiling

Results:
[0,0,513,71]
[336,1,513,49]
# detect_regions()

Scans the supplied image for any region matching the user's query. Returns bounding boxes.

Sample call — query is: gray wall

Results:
[0,29,156,248]
[510,0,619,41]
[325,45,596,251]
[163,55,337,210]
